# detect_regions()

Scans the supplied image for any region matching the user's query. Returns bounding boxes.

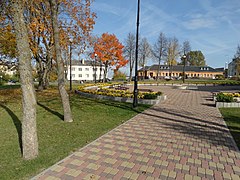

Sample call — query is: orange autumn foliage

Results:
[93,33,128,71]
[1,0,96,58]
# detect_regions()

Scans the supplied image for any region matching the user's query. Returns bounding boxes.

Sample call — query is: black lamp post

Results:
[133,0,140,108]
[94,53,97,83]
[182,54,187,83]
[69,38,73,91]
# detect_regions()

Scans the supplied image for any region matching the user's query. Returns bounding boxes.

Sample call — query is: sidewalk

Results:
[33,86,240,180]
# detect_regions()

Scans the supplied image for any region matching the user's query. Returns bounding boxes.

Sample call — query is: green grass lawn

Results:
[219,108,240,149]
[0,87,150,180]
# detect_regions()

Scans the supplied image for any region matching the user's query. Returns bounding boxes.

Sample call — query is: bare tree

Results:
[152,32,167,80]
[124,32,135,81]
[49,0,73,122]
[11,0,38,160]
[180,40,191,65]
[139,37,152,68]
[182,40,191,55]
[234,44,240,58]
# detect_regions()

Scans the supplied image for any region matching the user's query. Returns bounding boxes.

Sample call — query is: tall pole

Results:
[69,42,72,91]
[94,54,97,83]
[133,0,140,108]
[182,54,186,83]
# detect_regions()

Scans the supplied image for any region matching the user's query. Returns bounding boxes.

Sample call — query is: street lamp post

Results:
[69,39,73,91]
[0,75,2,85]
[133,0,140,108]
[94,53,97,83]
[182,54,187,83]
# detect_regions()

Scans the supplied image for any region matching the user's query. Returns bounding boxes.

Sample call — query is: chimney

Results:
[82,59,85,64]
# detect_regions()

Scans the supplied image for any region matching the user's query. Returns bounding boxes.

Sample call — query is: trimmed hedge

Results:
[216,92,234,102]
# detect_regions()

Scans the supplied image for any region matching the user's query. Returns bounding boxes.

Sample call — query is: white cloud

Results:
[183,18,217,30]
[93,2,123,16]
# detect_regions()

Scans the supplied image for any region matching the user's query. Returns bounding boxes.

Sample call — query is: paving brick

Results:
[66,169,82,177]
[233,166,240,174]
[49,165,65,173]
[123,171,132,178]
[45,176,61,180]
[222,172,232,180]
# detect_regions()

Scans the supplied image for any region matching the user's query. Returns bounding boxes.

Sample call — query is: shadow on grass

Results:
[37,102,64,121]
[72,94,148,114]
[223,114,240,150]
[0,103,22,153]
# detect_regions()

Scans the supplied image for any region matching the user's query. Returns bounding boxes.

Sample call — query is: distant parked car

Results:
[164,76,173,81]
[8,80,16,85]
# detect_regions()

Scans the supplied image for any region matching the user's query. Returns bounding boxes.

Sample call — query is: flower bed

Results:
[76,83,166,105]
[214,92,240,108]
[78,83,162,100]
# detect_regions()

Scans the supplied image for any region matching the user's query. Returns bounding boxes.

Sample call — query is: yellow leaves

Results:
[31,47,38,55]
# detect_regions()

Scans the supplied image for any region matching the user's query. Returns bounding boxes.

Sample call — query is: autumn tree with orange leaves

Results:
[0,0,96,90]
[93,33,128,82]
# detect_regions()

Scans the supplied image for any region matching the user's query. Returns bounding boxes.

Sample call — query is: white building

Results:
[0,60,18,76]
[228,58,240,77]
[66,60,105,82]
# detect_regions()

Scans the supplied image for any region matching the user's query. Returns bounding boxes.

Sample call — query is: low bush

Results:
[216,92,234,102]
[143,93,157,99]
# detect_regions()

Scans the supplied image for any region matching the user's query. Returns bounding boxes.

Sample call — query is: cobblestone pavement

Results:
[33,86,240,180]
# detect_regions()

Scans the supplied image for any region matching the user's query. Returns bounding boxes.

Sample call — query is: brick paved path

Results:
[33,86,240,180]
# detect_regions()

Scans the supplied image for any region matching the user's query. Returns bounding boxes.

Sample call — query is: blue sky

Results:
[91,0,240,69]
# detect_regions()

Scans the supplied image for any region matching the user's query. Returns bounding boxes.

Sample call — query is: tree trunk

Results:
[11,0,38,160]
[99,62,102,82]
[156,57,161,80]
[103,62,108,83]
[36,56,44,91]
[37,59,50,90]
[49,0,73,122]
[129,56,134,82]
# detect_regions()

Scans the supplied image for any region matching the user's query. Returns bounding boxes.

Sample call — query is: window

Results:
[71,74,75,78]
[86,74,89,77]
[78,68,82,71]
[71,67,75,71]
[78,74,82,77]
[85,68,89,71]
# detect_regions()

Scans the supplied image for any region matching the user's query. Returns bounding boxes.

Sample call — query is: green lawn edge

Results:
[219,108,240,150]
